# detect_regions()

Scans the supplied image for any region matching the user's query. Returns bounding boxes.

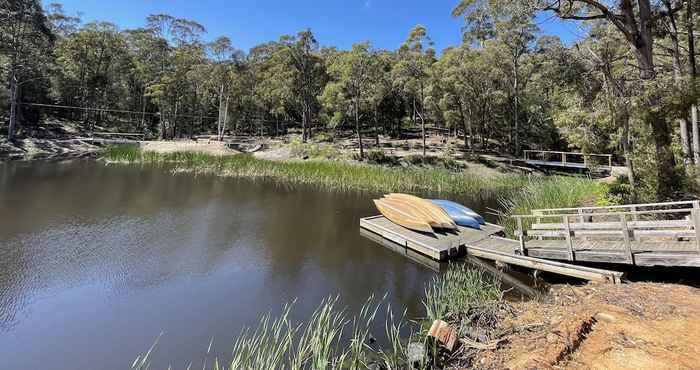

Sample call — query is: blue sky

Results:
[44,0,587,52]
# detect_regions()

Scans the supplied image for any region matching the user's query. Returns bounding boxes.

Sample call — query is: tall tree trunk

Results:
[374,106,380,147]
[217,83,225,141]
[355,99,364,160]
[8,72,19,141]
[301,105,308,142]
[620,110,636,195]
[513,59,520,155]
[693,105,700,167]
[650,108,678,199]
[419,85,426,157]
[688,0,699,171]
[681,117,691,166]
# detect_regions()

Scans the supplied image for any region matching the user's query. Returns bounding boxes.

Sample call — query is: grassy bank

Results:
[103,145,605,229]
[103,145,529,198]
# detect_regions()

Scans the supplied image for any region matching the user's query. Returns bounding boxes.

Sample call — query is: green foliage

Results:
[102,145,530,197]
[497,176,605,237]
[288,137,345,160]
[423,264,501,322]
[363,150,399,166]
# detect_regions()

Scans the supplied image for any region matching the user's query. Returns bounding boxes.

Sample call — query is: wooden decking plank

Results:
[465,245,623,283]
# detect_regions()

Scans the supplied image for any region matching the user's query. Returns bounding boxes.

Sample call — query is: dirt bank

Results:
[0,137,100,160]
[476,282,700,370]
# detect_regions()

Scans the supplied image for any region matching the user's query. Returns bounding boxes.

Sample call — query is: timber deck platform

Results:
[360,216,625,283]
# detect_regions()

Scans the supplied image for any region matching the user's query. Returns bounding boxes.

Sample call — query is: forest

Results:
[2,0,700,201]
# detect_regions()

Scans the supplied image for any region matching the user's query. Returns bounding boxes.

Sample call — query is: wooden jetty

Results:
[524,150,613,171]
[514,201,700,267]
[361,200,700,282]
[360,216,624,283]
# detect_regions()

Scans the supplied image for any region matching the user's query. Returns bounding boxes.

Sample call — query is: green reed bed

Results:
[498,175,605,238]
[102,145,529,198]
[104,145,604,234]
[132,264,501,370]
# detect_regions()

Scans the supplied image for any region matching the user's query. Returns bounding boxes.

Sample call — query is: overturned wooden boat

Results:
[373,199,434,234]
[385,193,457,230]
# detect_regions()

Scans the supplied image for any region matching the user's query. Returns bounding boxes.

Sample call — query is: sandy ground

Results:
[475,282,700,370]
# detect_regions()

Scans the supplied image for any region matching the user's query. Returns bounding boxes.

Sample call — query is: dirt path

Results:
[478,283,700,370]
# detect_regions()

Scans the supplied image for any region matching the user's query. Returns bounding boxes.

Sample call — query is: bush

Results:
[363,150,399,166]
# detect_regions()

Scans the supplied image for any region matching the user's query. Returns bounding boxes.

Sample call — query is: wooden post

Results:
[562,152,567,164]
[578,209,584,224]
[620,214,634,264]
[517,217,526,255]
[563,215,575,261]
[608,155,613,168]
[692,209,700,254]
[631,206,638,221]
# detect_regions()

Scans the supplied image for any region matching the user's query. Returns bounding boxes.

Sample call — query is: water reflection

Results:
[0,161,437,369]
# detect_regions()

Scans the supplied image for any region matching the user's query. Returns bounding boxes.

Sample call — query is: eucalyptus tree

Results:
[0,0,54,139]
[279,29,326,142]
[393,25,436,156]
[323,42,380,160]
[249,41,291,135]
[513,0,687,198]
[46,3,80,38]
[143,14,206,138]
[53,22,130,128]
[208,36,235,140]
[453,1,537,155]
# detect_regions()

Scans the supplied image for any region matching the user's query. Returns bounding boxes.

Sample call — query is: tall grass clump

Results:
[101,146,530,198]
[423,264,501,323]
[129,295,417,370]
[497,176,605,237]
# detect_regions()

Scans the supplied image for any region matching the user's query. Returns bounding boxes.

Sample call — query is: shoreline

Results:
[7,140,697,369]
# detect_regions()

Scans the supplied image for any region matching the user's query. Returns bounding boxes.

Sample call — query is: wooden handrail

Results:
[513,208,696,219]
[523,150,613,168]
[523,150,613,158]
[533,200,699,214]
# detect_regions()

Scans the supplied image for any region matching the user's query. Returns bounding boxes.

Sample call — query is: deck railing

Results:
[523,150,613,169]
[512,201,700,262]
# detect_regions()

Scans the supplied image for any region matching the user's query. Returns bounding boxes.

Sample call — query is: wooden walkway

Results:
[524,150,613,171]
[514,201,700,267]
[360,216,624,283]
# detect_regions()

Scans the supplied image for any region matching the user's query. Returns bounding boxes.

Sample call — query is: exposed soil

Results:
[0,137,100,160]
[473,282,700,370]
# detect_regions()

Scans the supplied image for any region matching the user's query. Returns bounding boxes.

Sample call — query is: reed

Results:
[102,146,530,198]
[422,264,501,323]
[130,265,505,370]
[497,176,605,238]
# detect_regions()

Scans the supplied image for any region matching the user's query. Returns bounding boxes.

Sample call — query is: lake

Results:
[0,160,525,369]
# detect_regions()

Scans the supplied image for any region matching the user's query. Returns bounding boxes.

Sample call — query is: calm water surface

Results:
[0,160,510,369]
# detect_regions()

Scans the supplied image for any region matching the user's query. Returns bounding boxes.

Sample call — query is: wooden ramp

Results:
[360,216,624,283]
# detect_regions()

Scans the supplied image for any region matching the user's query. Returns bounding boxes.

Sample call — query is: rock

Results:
[407,342,426,369]
[595,312,617,323]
